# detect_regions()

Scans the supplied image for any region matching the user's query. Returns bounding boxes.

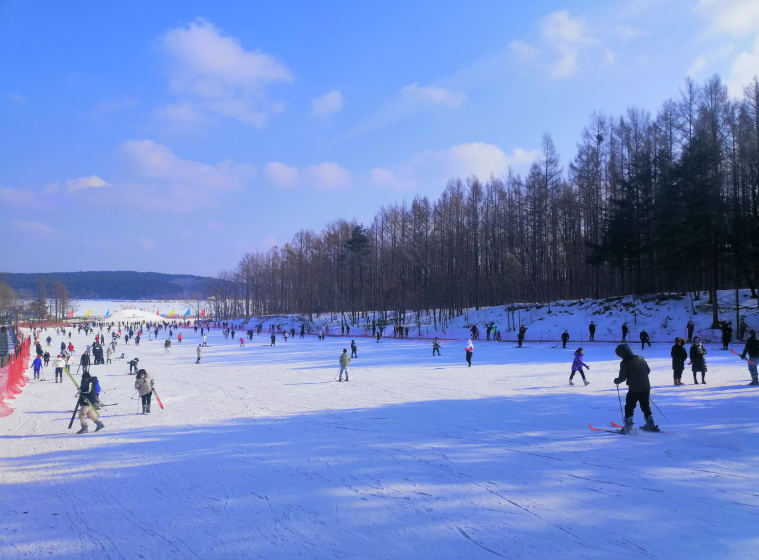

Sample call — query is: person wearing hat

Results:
[135,369,155,414]
[671,337,687,385]
[53,354,65,383]
[76,371,104,434]
[690,336,708,384]
[740,329,759,385]
[338,348,351,381]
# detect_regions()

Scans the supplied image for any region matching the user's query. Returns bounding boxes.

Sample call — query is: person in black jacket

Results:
[351,340,358,358]
[589,321,596,341]
[671,337,687,385]
[76,372,104,434]
[613,343,659,432]
[690,336,708,384]
[561,330,569,348]
[621,322,629,342]
[639,330,651,350]
[79,350,91,374]
[740,329,759,385]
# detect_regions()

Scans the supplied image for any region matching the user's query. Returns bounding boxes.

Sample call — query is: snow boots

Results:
[76,425,89,434]
[641,415,660,432]
[623,417,634,433]
[95,421,105,432]
[146,404,151,414]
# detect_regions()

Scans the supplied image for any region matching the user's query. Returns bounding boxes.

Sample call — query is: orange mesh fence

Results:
[0,337,31,419]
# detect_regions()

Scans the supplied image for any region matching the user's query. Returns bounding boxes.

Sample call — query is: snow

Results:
[104,309,175,323]
[2,319,759,559]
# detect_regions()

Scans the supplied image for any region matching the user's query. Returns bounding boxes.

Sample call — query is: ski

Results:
[153,390,164,410]
[63,367,100,418]
[612,421,670,435]
[589,424,626,434]
[730,349,755,365]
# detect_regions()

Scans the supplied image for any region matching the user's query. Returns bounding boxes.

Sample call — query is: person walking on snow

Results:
[76,371,104,434]
[671,337,687,385]
[614,343,659,432]
[106,345,113,364]
[687,319,695,342]
[338,349,351,382]
[53,354,65,383]
[465,340,474,367]
[517,325,527,347]
[270,333,276,346]
[351,340,358,358]
[561,330,569,348]
[721,322,733,350]
[690,336,708,384]
[433,337,441,356]
[80,350,91,375]
[621,322,629,342]
[196,344,203,364]
[135,369,155,414]
[164,338,171,353]
[569,348,590,385]
[738,317,747,341]
[178,333,182,344]
[639,330,651,349]
[740,329,759,385]
[589,321,596,341]
[32,355,43,380]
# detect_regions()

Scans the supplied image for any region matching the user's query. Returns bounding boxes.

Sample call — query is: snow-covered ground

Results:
[2,323,759,559]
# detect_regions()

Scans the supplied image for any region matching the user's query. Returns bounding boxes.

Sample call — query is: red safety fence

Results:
[0,338,31,419]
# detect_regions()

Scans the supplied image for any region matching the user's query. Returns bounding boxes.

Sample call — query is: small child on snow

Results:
[239,337,244,347]
[569,348,590,385]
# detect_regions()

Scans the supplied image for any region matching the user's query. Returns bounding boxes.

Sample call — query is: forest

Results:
[206,75,759,327]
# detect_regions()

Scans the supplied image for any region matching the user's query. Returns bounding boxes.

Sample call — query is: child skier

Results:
[569,348,590,385]
[239,337,245,347]
[690,336,708,384]
[613,343,659,432]
[671,337,687,385]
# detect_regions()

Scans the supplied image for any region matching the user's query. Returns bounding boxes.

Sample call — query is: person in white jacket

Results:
[53,354,65,383]
[106,345,113,364]
[196,344,202,364]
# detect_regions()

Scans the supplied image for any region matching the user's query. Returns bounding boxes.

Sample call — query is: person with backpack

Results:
[569,348,590,386]
[671,337,687,385]
[76,371,104,434]
[740,329,759,385]
[690,336,708,384]
[135,369,155,414]
[432,337,441,356]
[338,349,351,382]
[613,343,659,433]
[465,340,474,367]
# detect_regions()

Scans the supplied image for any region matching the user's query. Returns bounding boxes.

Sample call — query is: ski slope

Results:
[2,326,758,559]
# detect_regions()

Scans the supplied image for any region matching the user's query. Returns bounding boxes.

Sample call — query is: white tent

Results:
[104,309,177,323]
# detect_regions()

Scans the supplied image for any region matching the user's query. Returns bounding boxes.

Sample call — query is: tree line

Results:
[208,75,758,328]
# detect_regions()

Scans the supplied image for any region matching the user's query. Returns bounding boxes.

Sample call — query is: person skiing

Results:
[687,319,695,342]
[283,331,288,342]
[465,340,474,367]
[639,330,651,350]
[76,371,104,434]
[177,333,182,344]
[613,343,659,433]
[128,358,140,375]
[43,351,50,366]
[338,349,351,382]
[53,354,65,383]
[561,330,569,348]
[671,337,687,386]
[589,321,596,341]
[196,344,203,364]
[351,340,358,358]
[690,336,708,384]
[202,334,208,347]
[621,322,629,342]
[67,342,74,354]
[740,329,759,385]
[517,325,527,347]
[164,338,171,353]
[32,355,43,380]
[432,337,441,356]
[270,333,276,346]
[134,369,155,414]
[46,335,52,347]
[79,350,91,375]
[569,348,590,385]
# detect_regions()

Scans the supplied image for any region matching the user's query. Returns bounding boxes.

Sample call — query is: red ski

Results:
[153,390,164,410]
[589,424,626,434]
[730,349,755,365]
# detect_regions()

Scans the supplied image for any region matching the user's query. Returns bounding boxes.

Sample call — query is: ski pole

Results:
[649,396,668,421]
[616,384,624,421]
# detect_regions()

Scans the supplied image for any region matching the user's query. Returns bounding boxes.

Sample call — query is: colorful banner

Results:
[184,308,191,315]
[84,310,91,318]
[168,309,175,317]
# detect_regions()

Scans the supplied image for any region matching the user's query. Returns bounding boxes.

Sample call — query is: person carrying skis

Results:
[134,369,155,414]
[53,354,65,383]
[569,348,590,385]
[465,340,474,367]
[432,337,441,356]
[338,349,351,382]
[76,371,104,434]
[639,330,651,350]
[164,338,171,353]
[690,336,708,384]
[351,340,358,358]
[621,322,629,342]
[671,337,687,385]
[613,343,659,433]
[740,329,759,385]
[270,333,276,346]
[32,355,43,380]
[517,325,527,347]
[589,321,596,341]
[561,330,569,348]
[196,344,203,364]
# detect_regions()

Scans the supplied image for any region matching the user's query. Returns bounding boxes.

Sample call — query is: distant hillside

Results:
[2,271,211,300]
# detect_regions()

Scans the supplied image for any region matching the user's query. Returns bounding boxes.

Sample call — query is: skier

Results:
[46,335,52,347]
[351,340,358,358]
[67,342,74,354]
[178,333,182,344]
[196,344,202,364]
[465,340,474,367]
[621,322,629,342]
[128,357,140,375]
[76,371,104,434]
[79,350,91,375]
[239,337,245,347]
[569,348,590,385]
[338,349,351,382]
[134,369,155,414]
[671,337,687,385]
[740,329,759,385]
[32,355,43,380]
[589,321,596,341]
[613,343,659,433]
[164,338,171,353]
[53,354,65,383]
[43,351,50,366]
[687,319,695,342]
[270,333,276,346]
[690,336,708,384]
[561,330,569,348]
[202,334,208,347]
[639,330,651,350]
[517,325,527,348]
[283,331,288,342]
[432,337,441,356]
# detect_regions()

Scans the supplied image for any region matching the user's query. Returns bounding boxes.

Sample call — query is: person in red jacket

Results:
[239,337,245,347]
[67,342,74,353]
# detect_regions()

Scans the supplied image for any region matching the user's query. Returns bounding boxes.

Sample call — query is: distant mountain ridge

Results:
[2,271,211,300]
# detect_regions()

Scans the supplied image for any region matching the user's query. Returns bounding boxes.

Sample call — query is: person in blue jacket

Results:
[32,355,43,380]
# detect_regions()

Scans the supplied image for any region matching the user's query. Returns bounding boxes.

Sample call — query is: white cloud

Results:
[539,10,597,78]
[400,84,465,108]
[11,221,60,235]
[0,186,39,205]
[312,90,344,116]
[64,175,112,192]
[697,0,759,37]
[688,45,735,76]
[263,161,353,190]
[728,36,759,94]
[7,93,28,104]
[509,40,541,64]
[264,162,300,188]
[157,18,292,127]
[605,50,617,64]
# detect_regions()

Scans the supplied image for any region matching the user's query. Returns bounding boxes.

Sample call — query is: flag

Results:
[202,308,206,316]
[184,308,191,315]
[67,310,73,318]
[169,309,175,317]
[84,310,91,318]
[157,308,159,316]
[105,309,110,317]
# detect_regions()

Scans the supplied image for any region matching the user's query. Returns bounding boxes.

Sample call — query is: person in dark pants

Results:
[465,340,473,366]
[135,369,154,414]
[79,350,91,375]
[690,336,708,384]
[589,322,596,341]
[687,320,695,342]
[614,343,659,432]
[639,330,651,350]
[270,333,276,346]
[740,329,759,385]
[433,337,441,356]
[671,337,687,385]
[561,330,569,348]
[351,340,358,358]
[721,322,733,350]
[621,322,629,342]
[517,326,527,347]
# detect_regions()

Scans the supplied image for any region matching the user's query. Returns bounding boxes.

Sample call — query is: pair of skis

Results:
[589,422,666,435]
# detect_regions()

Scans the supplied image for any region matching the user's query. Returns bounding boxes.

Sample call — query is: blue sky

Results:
[1,0,758,276]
